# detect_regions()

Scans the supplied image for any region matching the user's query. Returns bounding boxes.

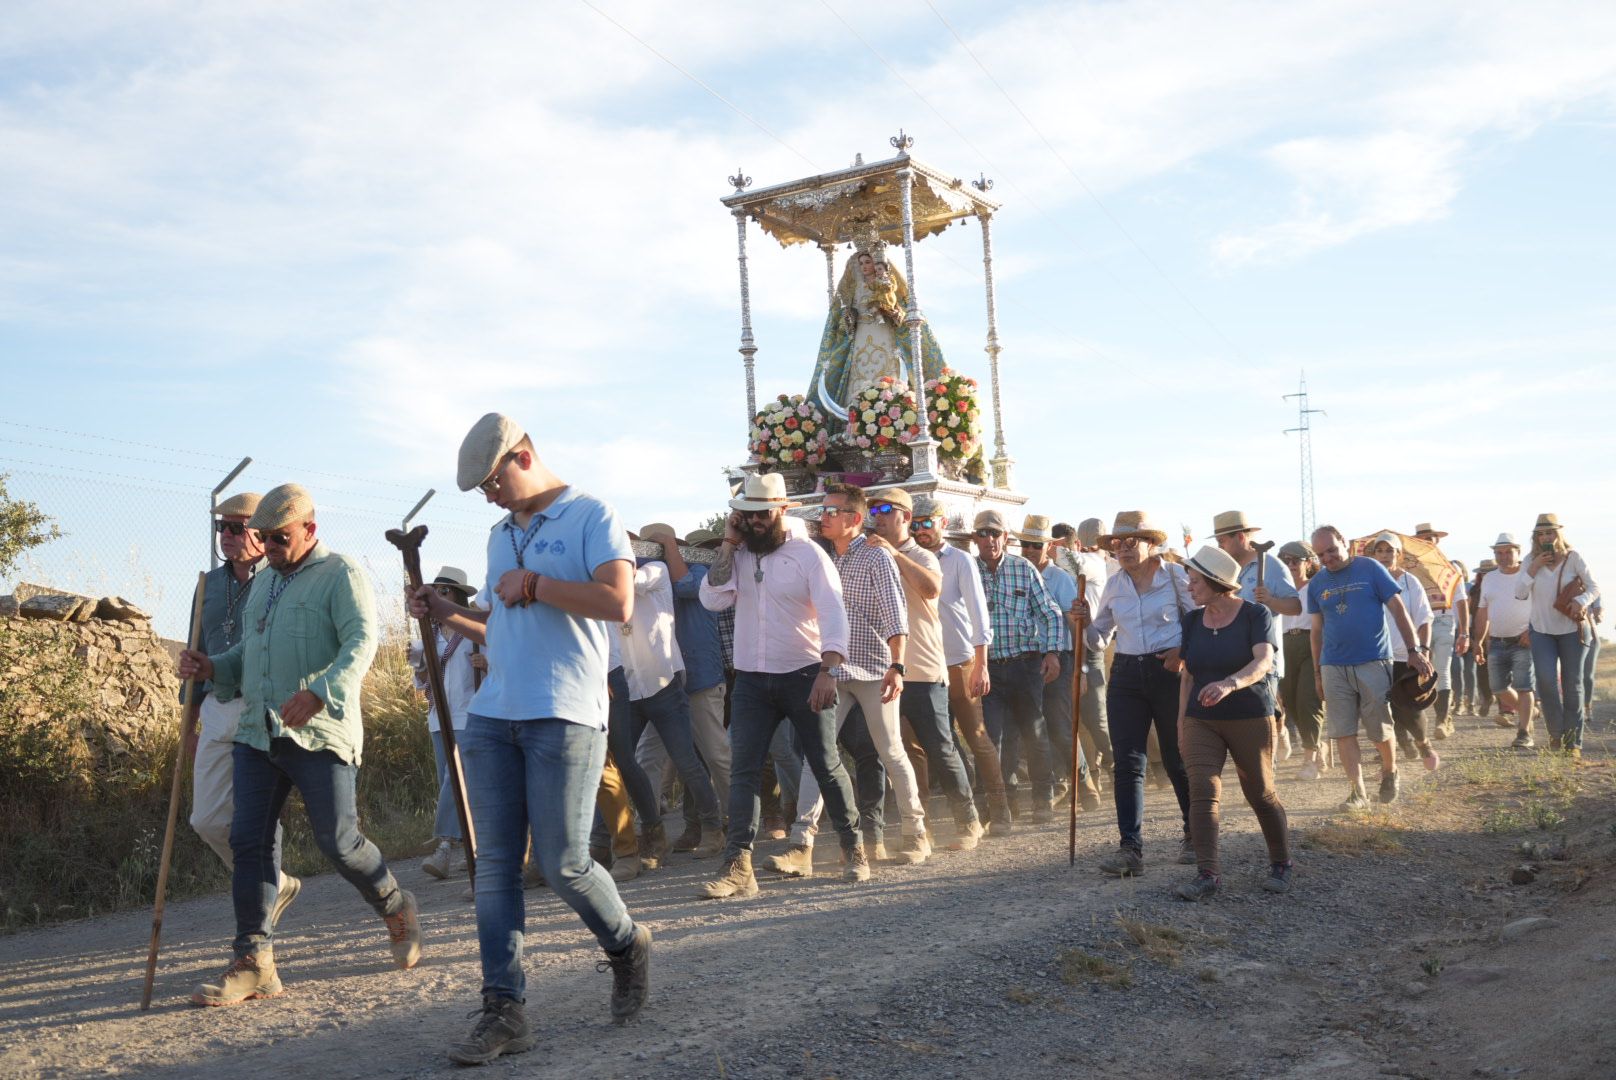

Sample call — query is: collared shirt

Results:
[412,627,476,733]
[828,535,907,682]
[1515,550,1601,636]
[1237,552,1297,679]
[1039,561,1078,651]
[472,486,634,729]
[978,551,1061,660]
[670,562,725,694]
[621,560,685,701]
[210,541,379,765]
[1086,560,1195,655]
[717,606,735,671]
[935,542,992,667]
[896,538,945,683]
[700,535,850,675]
[187,558,263,701]
[1385,568,1432,662]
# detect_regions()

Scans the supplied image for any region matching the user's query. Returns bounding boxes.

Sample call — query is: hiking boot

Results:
[1050,778,1071,808]
[1098,847,1144,877]
[1264,860,1294,894]
[609,855,642,883]
[697,851,758,899]
[1565,746,1582,761]
[987,797,1014,837]
[1030,802,1055,825]
[1175,871,1220,902]
[269,873,301,931]
[423,839,463,880]
[948,819,984,852]
[524,860,549,889]
[1511,730,1535,750]
[639,823,668,871]
[1177,835,1197,864]
[383,890,422,970]
[869,840,890,861]
[447,994,535,1065]
[1340,785,1370,811]
[1079,788,1102,813]
[762,815,788,840]
[191,948,282,1006]
[762,844,814,878]
[692,826,725,860]
[670,825,702,853]
[1378,770,1400,805]
[842,843,871,883]
[1548,734,1563,751]
[894,831,932,866]
[598,923,652,1025]
[1420,743,1441,773]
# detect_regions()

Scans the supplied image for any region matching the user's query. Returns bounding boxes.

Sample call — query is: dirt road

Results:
[4,707,1615,1079]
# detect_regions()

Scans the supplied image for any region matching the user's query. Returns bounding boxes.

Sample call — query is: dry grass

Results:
[1058,948,1133,989]
[1116,917,1188,966]
[1301,813,1409,855]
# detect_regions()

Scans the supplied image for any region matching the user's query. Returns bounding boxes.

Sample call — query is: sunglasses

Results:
[908,518,936,532]
[738,508,776,521]
[821,506,855,519]
[870,503,900,516]
[477,451,519,494]
[1021,541,1044,549]
[974,528,1003,538]
[263,529,296,548]
[1115,536,1146,549]
[215,521,256,537]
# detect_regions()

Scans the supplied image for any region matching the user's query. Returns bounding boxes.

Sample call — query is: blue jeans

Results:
[1001,651,1091,787]
[727,665,861,856]
[230,737,402,955]
[429,729,462,840]
[901,679,979,828]
[1530,630,1588,748]
[1106,653,1190,852]
[1584,632,1601,726]
[1487,637,1535,692]
[630,675,722,828]
[606,666,660,828]
[460,714,635,1002]
[981,653,1055,804]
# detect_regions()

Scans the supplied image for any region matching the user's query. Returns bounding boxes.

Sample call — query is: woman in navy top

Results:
[1175,546,1292,902]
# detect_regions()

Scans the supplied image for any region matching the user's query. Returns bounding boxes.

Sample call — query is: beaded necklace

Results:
[220,565,256,640]
[256,567,304,634]
[509,514,543,569]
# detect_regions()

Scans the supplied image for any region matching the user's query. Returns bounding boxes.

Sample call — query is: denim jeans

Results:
[726,665,861,857]
[1430,610,1457,692]
[1585,632,1602,726]
[606,665,660,828]
[460,714,635,1002]
[788,701,888,846]
[429,729,463,840]
[1487,637,1535,692]
[982,653,1055,804]
[630,675,722,828]
[230,737,403,955]
[1079,650,1112,766]
[1451,644,1477,702]
[1106,653,1190,853]
[1001,651,1091,787]
[1530,629,1588,748]
[901,679,979,828]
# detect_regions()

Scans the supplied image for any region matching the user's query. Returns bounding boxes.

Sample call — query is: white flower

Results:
[942,437,956,452]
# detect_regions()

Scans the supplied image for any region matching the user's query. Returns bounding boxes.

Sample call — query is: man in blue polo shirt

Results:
[1306,524,1432,811]
[411,413,650,1066]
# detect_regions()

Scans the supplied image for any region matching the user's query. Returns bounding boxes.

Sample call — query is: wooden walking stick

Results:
[142,571,207,1010]
[386,525,477,880]
[1069,573,1087,867]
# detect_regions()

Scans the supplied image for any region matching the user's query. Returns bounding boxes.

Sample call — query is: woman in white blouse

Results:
[1515,514,1601,756]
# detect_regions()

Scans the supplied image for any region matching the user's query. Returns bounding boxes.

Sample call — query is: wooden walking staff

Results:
[387,525,477,879]
[141,571,207,1010]
[1069,573,1087,867]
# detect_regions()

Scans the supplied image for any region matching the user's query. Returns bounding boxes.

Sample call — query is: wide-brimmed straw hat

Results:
[248,484,316,532]
[213,492,262,519]
[729,472,798,512]
[1491,532,1520,550]
[1477,558,1498,572]
[1185,544,1241,591]
[684,527,723,547]
[637,522,677,540]
[1413,522,1448,539]
[1019,514,1054,544]
[1533,513,1563,532]
[1211,510,1259,537]
[1098,510,1167,547]
[431,565,478,598]
[457,412,526,492]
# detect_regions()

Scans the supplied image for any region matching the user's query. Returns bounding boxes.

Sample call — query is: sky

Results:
[2,0,1614,639]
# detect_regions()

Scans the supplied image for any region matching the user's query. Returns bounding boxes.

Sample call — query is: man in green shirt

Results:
[178,483,420,1006]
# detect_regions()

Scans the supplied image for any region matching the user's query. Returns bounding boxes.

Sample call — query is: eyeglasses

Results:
[909,518,936,532]
[1115,536,1146,549]
[738,508,776,521]
[974,528,1003,538]
[215,521,256,537]
[1021,541,1044,550]
[478,452,519,494]
[263,529,295,548]
[821,506,854,519]
[1280,555,1303,565]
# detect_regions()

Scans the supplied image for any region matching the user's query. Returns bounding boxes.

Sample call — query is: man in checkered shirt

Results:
[778,483,934,868]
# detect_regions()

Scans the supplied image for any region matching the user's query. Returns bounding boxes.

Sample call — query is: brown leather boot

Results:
[191,948,283,1006]
[696,851,757,899]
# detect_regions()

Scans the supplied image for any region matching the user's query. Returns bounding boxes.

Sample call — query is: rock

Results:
[1510,864,1539,885]
[19,594,93,622]
[1446,967,1505,986]
[0,595,17,617]
[1499,916,1556,944]
[1403,980,1429,998]
[94,596,150,622]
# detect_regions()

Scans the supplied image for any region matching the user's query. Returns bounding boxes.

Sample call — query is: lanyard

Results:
[257,568,303,634]
[509,515,543,569]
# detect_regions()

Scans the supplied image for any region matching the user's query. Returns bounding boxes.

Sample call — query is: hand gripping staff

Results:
[1069,573,1087,867]
[387,525,478,881]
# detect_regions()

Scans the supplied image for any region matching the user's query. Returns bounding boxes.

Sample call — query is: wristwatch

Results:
[888,662,906,676]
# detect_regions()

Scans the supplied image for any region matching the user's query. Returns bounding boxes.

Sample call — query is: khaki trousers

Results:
[1181,714,1289,877]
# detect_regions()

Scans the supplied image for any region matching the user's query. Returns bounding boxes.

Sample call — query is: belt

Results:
[1489,635,1524,645]
[1115,651,1165,662]
[990,650,1042,663]
[1283,629,1310,636]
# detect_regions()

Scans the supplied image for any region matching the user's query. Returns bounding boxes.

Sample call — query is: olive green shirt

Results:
[210,542,379,766]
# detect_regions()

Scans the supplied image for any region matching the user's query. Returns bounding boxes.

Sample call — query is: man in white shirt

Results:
[1414,523,1471,739]
[696,474,867,898]
[1473,533,1537,748]
[1370,534,1439,772]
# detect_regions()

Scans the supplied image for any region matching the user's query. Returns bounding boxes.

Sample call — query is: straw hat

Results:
[1185,544,1241,591]
[1533,513,1563,532]
[247,484,316,532]
[729,472,798,512]
[1076,517,1104,548]
[684,527,723,547]
[1491,532,1520,550]
[1019,514,1054,544]
[1098,510,1167,547]
[457,412,526,492]
[1413,522,1448,539]
[213,492,262,519]
[1477,558,1498,572]
[973,509,1008,534]
[637,522,677,540]
[1211,510,1259,537]
[431,566,477,598]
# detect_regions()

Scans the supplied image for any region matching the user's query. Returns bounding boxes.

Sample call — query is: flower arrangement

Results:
[750,393,830,468]
[844,375,923,451]
[921,367,982,462]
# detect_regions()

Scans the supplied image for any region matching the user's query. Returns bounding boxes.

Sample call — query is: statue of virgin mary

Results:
[807,228,947,419]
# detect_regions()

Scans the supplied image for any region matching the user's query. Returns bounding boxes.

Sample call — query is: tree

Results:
[0,473,60,579]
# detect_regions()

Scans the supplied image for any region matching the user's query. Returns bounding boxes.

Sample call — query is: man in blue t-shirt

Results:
[411,413,651,1065]
[1305,524,1432,811]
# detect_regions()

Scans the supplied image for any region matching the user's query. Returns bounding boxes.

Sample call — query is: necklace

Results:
[256,567,303,634]
[509,514,543,568]
[754,551,766,585]
[221,566,255,640]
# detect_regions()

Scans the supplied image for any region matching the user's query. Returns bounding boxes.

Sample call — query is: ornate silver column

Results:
[729,170,756,426]
[820,242,837,307]
[893,132,937,480]
[976,205,1014,489]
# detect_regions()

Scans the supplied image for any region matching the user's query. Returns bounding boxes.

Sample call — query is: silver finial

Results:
[889,129,914,152]
[971,173,994,192]
[728,169,752,190]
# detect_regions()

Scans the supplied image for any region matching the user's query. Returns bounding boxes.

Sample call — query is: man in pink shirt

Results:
[695,474,868,898]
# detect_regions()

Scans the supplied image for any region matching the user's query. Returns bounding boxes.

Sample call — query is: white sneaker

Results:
[1297,759,1320,782]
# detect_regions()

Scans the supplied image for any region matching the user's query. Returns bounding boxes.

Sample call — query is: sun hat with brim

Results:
[973,509,1008,534]
[248,484,316,533]
[729,472,798,512]
[1076,517,1103,548]
[1477,559,1498,572]
[1098,510,1167,547]
[1390,666,1439,712]
[457,412,526,493]
[1278,540,1316,563]
[213,492,262,519]
[684,527,723,546]
[1533,513,1563,532]
[1185,544,1241,591]
[431,565,477,597]
[1211,510,1259,537]
[1413,522,1448,539]
[637,522,677,540]
[1019,514,1054,544]
[1491,532,1520,550]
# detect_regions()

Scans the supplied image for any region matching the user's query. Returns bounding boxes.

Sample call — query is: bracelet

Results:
[523,571,540,604]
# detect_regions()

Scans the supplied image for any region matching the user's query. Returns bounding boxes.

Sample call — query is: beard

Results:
[743,517,788,555]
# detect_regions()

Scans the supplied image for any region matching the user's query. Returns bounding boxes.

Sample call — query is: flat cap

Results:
[973,508,1007,533]
[213,492,262,519]
[248,483,316,532]
[457,413,526,492]
[872,488,913,512]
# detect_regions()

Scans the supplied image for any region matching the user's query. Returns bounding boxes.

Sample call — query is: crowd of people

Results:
[172,411,1603,1064]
